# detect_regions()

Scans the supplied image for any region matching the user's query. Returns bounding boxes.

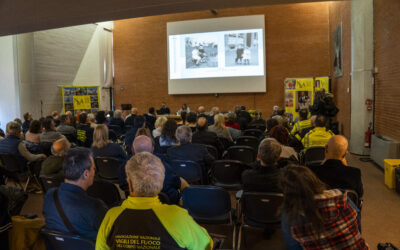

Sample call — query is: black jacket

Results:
[192,130,224,154]
[311,159,363,197]
[167,143,215,171]
[241,162,281,193]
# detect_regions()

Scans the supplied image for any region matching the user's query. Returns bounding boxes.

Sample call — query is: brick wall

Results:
[113,2,330,117]
[374,0,400,141]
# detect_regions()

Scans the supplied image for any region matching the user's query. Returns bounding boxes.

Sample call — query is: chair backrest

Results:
[212,160,245,189]
[39,175,63,193]
[158,192,171,204]
[0,153,25,173]
[304,147,325,167]
[169,160,203,184]
[247,124,266,132]
[218,136,234,151]
[346,189,361,209]
[235,136,259,150]
[243,129,264,138]
[108,125,122,137]
[41,228,95,250]
[203,144,219,159]
[40,142,53,156]
[94,157,122,181]
[182,185,231,222]
[108,130,118,142]
[87,179,121,207]
[225,146,256,164]
[241,192,283,224]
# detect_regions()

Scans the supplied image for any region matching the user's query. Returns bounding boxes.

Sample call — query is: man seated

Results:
[301,115,334,151]
[109,109,125,129]
[42,147,108,241]
[241,138,282,192]
[167,125,215,179]
[291,108,312,140]
[40,118,65,143]
[96,152,213,250]
[192,116,224,154]
[158,102,171,115]
[22,112,32,134]
[124,107,138,127]
[56,114,76,136]
[40,138,71,179]
[76,113,94,147]
[311,135,363,198]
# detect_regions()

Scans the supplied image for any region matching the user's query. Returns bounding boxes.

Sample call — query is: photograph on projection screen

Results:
[224,32,259,66]
[185,36,218,68]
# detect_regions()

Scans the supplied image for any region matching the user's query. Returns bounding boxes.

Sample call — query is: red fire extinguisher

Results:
[365,123,372,148]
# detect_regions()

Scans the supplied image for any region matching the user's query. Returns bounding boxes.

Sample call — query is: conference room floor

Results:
[21,154,400,249]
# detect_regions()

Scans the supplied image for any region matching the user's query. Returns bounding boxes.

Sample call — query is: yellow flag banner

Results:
[73,95,91,110]
[62,86,100,113]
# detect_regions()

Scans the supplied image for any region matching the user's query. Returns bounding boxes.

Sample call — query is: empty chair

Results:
[0,153,37,192]
[40,174,63,193]
[247,123,266,132]
[212,160,246,190]
[94,157,123,183]
[169,160,203,184]
[238,192,284,250]
[243,129,264,138]
[87,179,121,207]
[41,228,95,250]
[235,136,259,150]
[182,185,236,249]
[303,146,325,167]
[223,146,256,164]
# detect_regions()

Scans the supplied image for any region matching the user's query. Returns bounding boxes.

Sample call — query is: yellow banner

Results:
[315,77,330,93]
[73,95,91,110]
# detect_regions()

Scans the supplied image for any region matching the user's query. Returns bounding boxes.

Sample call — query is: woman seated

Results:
[152,116,167,138]
[91,124,127,162]
[280,166,368,250]
[154,119,178,154]
[186,112,197,132]
[208,114,233,142]
[269,125,298,162]
[25,120,42,144]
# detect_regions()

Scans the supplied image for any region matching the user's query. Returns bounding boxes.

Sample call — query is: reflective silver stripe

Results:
[307,132,310,149]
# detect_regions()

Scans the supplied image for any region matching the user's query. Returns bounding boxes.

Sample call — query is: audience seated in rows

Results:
[280,166,367,249]
[40,138,71,179]
[96,152,212,250]
[56,115,76,136]
[167,125,215,175]
[109,109,125,129]
[242,138,281,192]
[192,116,223,154]
[25,120,42,144]
[208,114,233,142]
[40,118,65,143]
[76,113,94,147]
[311,135,363,198]
[153,116,167,138]
[42,147,108,241]
[301,115,334,150]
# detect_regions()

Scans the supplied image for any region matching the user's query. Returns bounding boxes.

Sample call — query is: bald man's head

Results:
[131,107,138,115]
[196,117,208,131]
[51,138,71,157]
[133,135,154,154]
[325,135,348,160]
[198,106,205,114]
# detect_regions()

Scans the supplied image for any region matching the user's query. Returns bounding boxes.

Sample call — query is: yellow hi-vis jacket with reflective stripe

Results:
[291,119,312,140]
[301,127,335,150]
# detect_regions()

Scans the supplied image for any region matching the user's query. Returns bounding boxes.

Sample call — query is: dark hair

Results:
[42,118,54,131]
[280,166,326,235]
[23,112,30,121]
[29,120,42,134]
[299,109,308,120]
[277,108,285,116]
[180,111,187,124]
[96,111,107,124]
[186,112,197,124]
[79,113,88,124]
[149,107,155,114]
[161,119,177,142]
[60,114,68,123]
[63,147,93,181]
[315,115,327,127]
[134,116,146,128]
[270,125,290,145]
[266,118,279,132]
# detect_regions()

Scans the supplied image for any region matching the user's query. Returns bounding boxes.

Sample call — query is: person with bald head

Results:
[124,107,138,127]
[192,116,224,155]
[311,135,363,198]
[40,138,71,179]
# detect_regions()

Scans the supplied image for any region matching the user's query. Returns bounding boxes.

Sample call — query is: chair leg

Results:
[24,176,31,192]
[232,224,236,250]
[237,224,243,250]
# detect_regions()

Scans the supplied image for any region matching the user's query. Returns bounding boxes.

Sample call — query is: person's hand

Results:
[40,154,47,159]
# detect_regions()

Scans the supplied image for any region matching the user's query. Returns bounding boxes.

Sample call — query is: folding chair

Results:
[247,124,266,132]
[223,146,256,165]
[94,157,124,183]
[243,129,264,138]
[87,179,121,207]
[169,160,203,184]
[41,228,95,250]
[212,160,246,190]
[235,136,259,151]
[303,146,325,167]
[39,174,63,193]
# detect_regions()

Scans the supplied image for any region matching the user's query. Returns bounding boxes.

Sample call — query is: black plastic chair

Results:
[243,129,264,138]
[346,189,362,210]
[223,146,256,164]
[0,153,36,192]
[218,137,234,151]
[108,125,123,137]
[41,228,95,250]
[94,157,123,183]
[182,185,236,249]
[39,174,63,193]
[247,123,266,132]
[238,192,284,250]
[203,144,219,160]
[303,146,325,167]
[169,160,203,184]
[108,130,118,142]
[87,179,121,207]
[158,192,171,204]
[212,160,246,190]
[235,136,259,151]
[40,142,53,156]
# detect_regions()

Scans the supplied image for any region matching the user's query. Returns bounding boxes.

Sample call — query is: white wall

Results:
[0,35,20,132]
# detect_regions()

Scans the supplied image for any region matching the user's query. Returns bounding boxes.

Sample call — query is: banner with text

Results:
[62,86,100,114]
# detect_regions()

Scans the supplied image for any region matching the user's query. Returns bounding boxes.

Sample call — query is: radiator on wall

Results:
[370,134,400,169]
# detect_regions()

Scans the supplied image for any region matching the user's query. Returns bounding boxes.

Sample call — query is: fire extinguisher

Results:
[365,122,372,148]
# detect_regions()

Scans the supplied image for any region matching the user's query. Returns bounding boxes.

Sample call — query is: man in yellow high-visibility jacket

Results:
[291,109,313,141]
[302,115,334,150]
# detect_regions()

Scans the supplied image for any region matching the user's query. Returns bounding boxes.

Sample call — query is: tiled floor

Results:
[19,154,400,249]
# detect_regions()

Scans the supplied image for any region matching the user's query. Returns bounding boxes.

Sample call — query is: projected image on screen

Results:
[224,32,259,67]
[185,36,218,68]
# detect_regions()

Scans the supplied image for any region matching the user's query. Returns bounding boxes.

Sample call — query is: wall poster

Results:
[62,86,100,114]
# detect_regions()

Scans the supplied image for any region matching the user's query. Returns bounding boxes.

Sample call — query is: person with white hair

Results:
[109,109,125,129]
[96,152,213,250]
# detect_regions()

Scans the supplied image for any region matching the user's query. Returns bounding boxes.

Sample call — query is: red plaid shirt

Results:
[291,190,369,249]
